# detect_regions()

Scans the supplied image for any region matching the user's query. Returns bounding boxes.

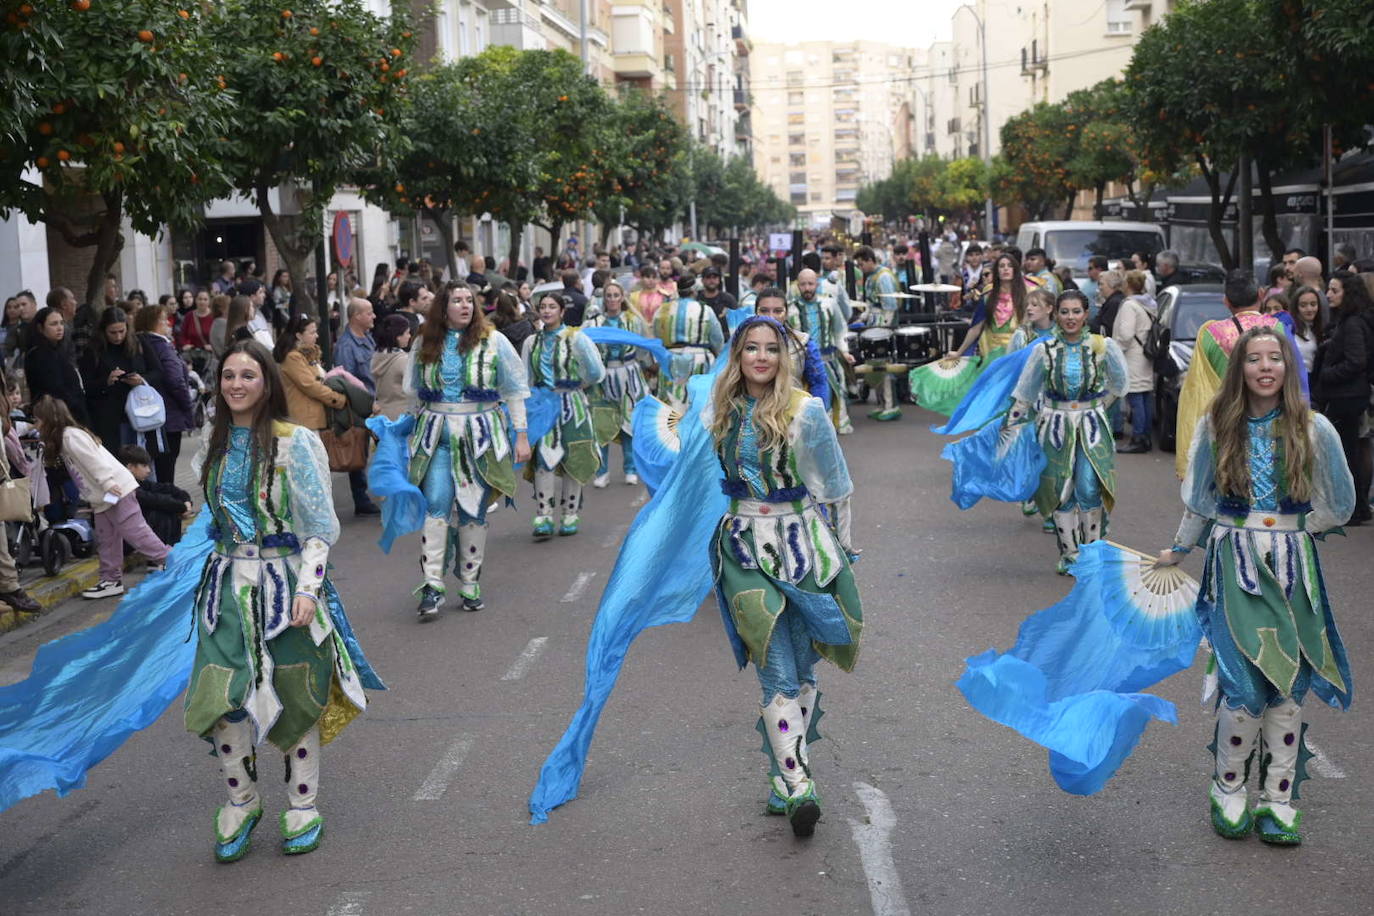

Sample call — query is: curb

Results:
[0,553,156,635]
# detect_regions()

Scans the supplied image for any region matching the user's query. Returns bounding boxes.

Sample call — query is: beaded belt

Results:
[1216,511,1304,532]
[214,543,299,559]
[1045,396,1105,411]
[423,400,497,415]
[728,497,807,517]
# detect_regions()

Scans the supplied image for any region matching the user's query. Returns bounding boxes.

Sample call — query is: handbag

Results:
[320,426,369,473]
[0,475,33,523]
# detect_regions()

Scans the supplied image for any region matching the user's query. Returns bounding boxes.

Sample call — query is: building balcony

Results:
[614,52,661,80]
[732,24,751,56]
[733,88,751,111]
[1122,0,1151,9]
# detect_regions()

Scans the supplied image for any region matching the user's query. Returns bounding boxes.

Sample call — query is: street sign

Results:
[332,211,354,268]
[768,232,792,252]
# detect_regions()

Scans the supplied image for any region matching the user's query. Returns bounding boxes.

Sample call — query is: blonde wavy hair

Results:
[1210,327,1312,503]
[710,317,796,452]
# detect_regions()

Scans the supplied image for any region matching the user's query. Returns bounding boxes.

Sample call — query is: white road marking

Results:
[560,571,596,603]
[848,782,911,916]
[600,522,629,548]
[326,891,370,916]
[413,736,474,801]
[501,637,549,681]
[1306,738,1346,778]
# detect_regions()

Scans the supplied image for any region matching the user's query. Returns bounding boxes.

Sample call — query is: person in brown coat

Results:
[274,315,345,431]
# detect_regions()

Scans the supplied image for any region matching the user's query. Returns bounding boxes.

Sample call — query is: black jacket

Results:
[77,338,160,448]
[1316,311,1373,403]
[25,340,89,424]
[498,317,535,355]
[1092,291,1125,338]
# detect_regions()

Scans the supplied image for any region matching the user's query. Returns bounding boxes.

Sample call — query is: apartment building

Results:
[664,0,751,159]
[751,40,921,226]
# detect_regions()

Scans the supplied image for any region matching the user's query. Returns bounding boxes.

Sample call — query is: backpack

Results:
[125,382,166,433]
[1139,300,1169,370]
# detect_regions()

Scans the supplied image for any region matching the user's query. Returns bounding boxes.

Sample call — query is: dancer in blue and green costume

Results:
[789,268,854,434]
[405,281,530,618]
[1156,327,1353,846]
[585,280,649,488]
[1004,290,1127,573]
[707,315,862,837]
[185,340,383,862]
[855,244,903,420]
[654,275,724,408]
[523,291,606,538]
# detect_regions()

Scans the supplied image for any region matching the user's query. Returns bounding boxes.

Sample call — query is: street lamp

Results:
[955,3,994,238]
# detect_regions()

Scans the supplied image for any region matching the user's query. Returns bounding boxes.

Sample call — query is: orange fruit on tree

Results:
[281,9,292,18]
[395,68,406,78]
[19,4,33,15]
[380,62,389,72]
[309,26,319,36]
[273,51,285,61]
[178,9,189,19]
[391,48,402,57]
[37,122,52,135]
[138,29,154,42]
[70,0,91,10]
[56,149,70,161]
[311,56,322,66]
[113,141,125,153]
[35,156,49,168]
[52,102,66,114]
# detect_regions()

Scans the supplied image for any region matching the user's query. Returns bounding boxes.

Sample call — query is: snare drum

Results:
[857,327,894,364]
[844,331,859,359]
[894,326,931,364]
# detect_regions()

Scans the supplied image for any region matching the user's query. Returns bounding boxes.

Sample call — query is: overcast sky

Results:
[748,0,967,50]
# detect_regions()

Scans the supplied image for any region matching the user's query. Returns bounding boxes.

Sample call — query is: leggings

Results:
[421,441,489,524]
[755,608,819,704]
[1059,447,1102,511]
[597,433,636,477]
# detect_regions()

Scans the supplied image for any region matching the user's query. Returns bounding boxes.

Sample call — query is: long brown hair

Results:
[709,317,796,452]
[1210,327,1312,503]
[33,395,98,460]
[993,254,1028,326]
[200,340,289,493]
[418,281,489,363]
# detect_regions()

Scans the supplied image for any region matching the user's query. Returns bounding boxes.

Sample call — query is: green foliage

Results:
[210,0,412,304]
[858,154,986,223]
[594,89,691,237]
[995,103,1077,219]
[693,146,792,235]
[0,1,234,303]
[1265,0,1374,154]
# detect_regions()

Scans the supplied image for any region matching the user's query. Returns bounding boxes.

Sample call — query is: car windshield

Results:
[1045,230,1164,271]
[1170,295,1231,339]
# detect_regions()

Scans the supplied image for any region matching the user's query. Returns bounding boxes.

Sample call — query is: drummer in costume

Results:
[586,280,649,488]
[1156,327,1353,846]
[819,244,854,321]
[185,340,383,862]
[855,245,902,421]
[405,281,531,619]
[708,315,862,837]
[790,269,854,434]
[754,287,830,403]
[523,292,606,539]
[1003,290,1128,573]
[654,275,724,408]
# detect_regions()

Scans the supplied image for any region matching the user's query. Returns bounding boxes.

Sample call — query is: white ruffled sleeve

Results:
[1174,415,1217,548]
[1307,412,1356,534]
[793,396,853,504]
[491,332,530,429]
[285,427,339,604]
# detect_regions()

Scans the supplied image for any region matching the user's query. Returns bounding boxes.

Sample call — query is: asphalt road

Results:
[1,407,1371,916]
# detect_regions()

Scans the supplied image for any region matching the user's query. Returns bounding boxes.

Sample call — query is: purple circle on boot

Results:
[1224,771,1236,782]
[297,747,308,759]
[784,757,796,770]
[1284,733,1295,745]
[227,777,238,787]
[220,744,231,754]
[1279,778,1290,791]
[1229,736,1242,746]
[778,719,789,733]
[298,783,309,795]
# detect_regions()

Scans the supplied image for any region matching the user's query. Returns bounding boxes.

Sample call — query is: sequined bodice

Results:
[1048,341,1090,399]
[1247,408,1280,510]
[537,326,562,388]
[599,313,630,361]
[737,397,766,496]
[219,427,257,541]
[439,330,467,401]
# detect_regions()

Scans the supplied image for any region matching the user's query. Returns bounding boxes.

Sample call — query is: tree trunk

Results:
[1093,183,1105,221]
[1254,159,1284,265]
[548,219,564,259]
[83,191,126,310]
[506,217,524,280]
[423,206,457,280]
[256,179,321,349]
[1198,156,1238,272]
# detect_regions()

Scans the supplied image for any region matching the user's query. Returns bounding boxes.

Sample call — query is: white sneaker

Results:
[624,474,640,486]
[592,474,610,489]
[82,579,124,599]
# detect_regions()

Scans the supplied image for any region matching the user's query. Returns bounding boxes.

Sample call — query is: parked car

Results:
[1014,220,1166,278]
[1152,284,1231,451]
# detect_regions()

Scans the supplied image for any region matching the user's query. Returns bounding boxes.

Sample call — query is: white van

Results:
[1013,221,1166,277]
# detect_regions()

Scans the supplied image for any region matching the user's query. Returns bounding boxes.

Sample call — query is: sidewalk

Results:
[0,433,203,635]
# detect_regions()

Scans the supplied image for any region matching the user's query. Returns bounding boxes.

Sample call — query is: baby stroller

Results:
[5,432,94,576]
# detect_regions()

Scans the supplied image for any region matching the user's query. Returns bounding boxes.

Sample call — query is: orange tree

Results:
[592,90,691,244]
[0,1,232,305]
[210,0,411,325]
[991,103,1077,221]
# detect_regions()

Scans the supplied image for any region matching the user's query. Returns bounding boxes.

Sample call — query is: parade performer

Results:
[586,281,649,488]
[523,291,606,538]
[405,281,531,618]
[1003,291,1127,573]
[855,245,902,421]
[754,287,830,403]
[1174,270,1307,478]
[789,269,853,432]
[1156,328,1353,846]
[529,319,862,837]
[185,340,383,861]
[654,275,724,407]
[950,253,1029,363]
[818,243,854,321]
